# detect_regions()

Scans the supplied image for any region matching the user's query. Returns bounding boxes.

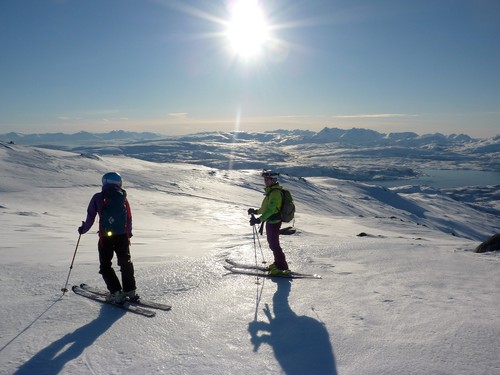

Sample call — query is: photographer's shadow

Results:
[15,305,125,375]
[248,278,337,375]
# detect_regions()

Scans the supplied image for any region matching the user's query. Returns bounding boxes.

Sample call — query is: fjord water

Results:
[377,169,500,189]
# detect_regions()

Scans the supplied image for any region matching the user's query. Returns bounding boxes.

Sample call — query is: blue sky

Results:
[1,0,499,137]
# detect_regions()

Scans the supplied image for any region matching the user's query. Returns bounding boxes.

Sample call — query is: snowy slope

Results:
[0,142,499,375]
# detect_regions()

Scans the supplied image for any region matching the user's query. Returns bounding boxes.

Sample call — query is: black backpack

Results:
[100,188,128,236]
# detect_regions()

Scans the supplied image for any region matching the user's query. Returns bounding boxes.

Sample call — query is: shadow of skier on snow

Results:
[14,305,125,375]
[248,278,337,375]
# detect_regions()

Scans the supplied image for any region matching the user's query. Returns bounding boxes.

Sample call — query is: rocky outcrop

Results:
[474,233,500,253]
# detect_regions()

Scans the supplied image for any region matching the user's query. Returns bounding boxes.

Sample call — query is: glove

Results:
[250,216,261,226]
[77,220,85,234]
[247,208,258,215]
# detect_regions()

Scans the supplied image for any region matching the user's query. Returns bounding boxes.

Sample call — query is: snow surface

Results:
[0,141,499,375]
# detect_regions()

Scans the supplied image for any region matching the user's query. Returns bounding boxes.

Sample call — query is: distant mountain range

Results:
[1,127,499,182]
[0,130,162,145]
[166,127,483,147]
[2,127,498,147]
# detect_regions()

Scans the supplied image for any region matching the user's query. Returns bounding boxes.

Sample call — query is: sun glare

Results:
[225,0,269,59]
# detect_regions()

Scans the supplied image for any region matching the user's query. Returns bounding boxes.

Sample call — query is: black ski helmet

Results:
[102,172,122,187]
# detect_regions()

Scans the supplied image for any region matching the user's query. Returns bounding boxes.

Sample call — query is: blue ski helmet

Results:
[102,172,122,187]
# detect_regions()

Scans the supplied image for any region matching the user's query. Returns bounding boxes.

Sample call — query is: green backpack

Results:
[280,189,295,223]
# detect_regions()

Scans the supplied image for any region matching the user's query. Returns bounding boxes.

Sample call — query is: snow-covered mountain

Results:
[0,141,499,374]
[0,130,163,146]
[3,128,498,182]
[0,127,480,147]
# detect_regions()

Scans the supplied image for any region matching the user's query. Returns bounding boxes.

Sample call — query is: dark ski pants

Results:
[266,222,289,270]
[98,234,136,293]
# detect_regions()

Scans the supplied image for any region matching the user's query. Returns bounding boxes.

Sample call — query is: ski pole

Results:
[254,274,265,321]
[252,218,259,269]
[250,214,266,264]
[254,223,266,264]
[61,224,83,295]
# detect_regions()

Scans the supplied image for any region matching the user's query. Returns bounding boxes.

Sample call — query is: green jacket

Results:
[257,183,283,224]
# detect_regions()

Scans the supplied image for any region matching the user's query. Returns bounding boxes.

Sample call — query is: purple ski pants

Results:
[266,222,289,270]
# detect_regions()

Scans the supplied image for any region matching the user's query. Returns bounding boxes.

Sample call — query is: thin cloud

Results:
[332,114,418,119]
[168,112,189,118]
[57,110,121,122]
[102,118,129,122]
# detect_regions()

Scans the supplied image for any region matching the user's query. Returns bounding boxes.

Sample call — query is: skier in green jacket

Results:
[248,170,290,276]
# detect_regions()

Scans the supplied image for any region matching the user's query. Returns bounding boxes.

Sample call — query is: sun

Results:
[225,0,270,59]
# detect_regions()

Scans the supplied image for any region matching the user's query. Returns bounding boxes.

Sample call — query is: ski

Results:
[224,265,321,279]
[71,285,156,317]
[79,284,172,311]
[225,258,269,272]
[224,259,322,279]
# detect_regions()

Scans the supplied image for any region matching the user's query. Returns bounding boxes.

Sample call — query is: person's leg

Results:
[266,222,289,270]
[98,238,122,293]
[114,234,136,292]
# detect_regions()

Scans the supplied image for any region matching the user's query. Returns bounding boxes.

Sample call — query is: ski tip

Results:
[296,273,322,279]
